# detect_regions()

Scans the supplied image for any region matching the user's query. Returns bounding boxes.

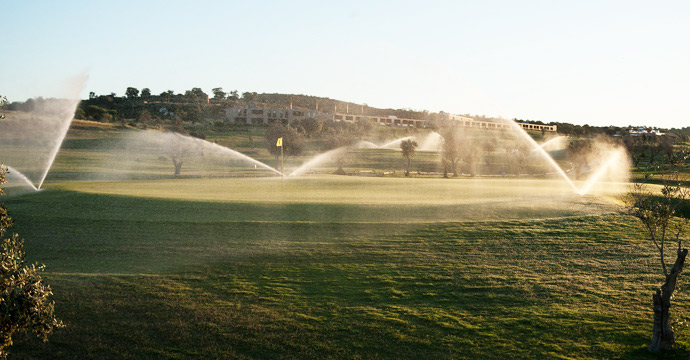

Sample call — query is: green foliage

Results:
[441,129,459,177]
[400,139,417,159]
[74,108,86,120]
[137,109,153,124]
[85,105,117,122]
[400,139,418,176]
[625,161,689,259]
[0,96,6,119]
[296,117,323,138]
[185,88,208,102]
[212,87,226,100]
[624,159,689,351]
[264,124,304,159]
[125,87,139,99]
[0,166,62,358]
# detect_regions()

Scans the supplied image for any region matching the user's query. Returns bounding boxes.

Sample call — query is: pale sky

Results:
[1,0,689,128]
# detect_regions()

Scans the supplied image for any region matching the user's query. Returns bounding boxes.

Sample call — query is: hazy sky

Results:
[1,1,689,128]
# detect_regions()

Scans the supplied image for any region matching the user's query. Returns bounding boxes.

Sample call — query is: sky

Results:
[1,0,689,128]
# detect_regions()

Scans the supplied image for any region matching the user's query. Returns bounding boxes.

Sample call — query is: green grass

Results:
[31,124,579,183]
[2,180,689,359]
[2,124,688,358]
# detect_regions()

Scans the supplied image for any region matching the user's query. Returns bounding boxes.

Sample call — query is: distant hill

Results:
[241,93,432,120]
[5,90,689,141]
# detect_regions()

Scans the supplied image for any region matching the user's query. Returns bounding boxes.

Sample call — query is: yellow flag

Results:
[276,137,283,147]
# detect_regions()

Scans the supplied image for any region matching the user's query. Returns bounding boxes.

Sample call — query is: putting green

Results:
[49,176,628,222]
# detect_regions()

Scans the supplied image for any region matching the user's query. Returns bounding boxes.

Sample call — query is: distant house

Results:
[332,113,426,127]
[626,127,665,137]
[225,106,329,125]
[429,114,557,132]
[224,105,556,132]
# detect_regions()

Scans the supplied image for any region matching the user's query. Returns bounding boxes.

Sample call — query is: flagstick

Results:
[280,141,284,187]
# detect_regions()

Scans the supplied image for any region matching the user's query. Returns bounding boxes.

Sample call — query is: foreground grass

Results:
[4,188,690,359]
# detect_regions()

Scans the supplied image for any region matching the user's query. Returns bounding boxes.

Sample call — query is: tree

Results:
[242,92,257,103]
[125,87,139,99]
[567,139,594,179]
[462,139,480,177]
[645,135,662,165]
[141,88,151,100]
[623,158,689,352]
[326,135,355,175]
[622,135,641,167]
[137,109,154,125]
[0,95,6,119]
[264,124,304,166]
[185,88,208,103]
[162,134,202,176]
[184,105,202,123]
[74,108,86,120]
[441,128,460,177]
[85,105,116,122]
[400,139,418,177]
[0,166,63,357]
[212,87,226,100]
[659,137,674,164]
[228,90,239,101]
[160,90,175,103]
[297,118,323,138]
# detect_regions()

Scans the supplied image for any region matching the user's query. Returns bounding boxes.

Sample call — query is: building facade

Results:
[332,113,426,127]
[224,106,556,132]
[516,122,557,132]
[225,106,329,125]
[429,115,557,132]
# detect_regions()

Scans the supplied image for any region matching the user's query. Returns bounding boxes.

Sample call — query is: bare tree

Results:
[623,154,689,352]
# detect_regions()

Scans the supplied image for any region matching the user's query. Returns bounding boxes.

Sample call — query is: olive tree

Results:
[163,133,204,177]
[0,166,63,358]
[623,153,689,352]
[400,139,418,177]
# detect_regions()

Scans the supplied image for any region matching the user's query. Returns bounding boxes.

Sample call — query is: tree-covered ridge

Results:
[5,88,690,142]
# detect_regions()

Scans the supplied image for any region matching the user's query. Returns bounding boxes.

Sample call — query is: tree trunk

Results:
[649,248,688,352]
[173,159,183,177]
[405,158,410,177]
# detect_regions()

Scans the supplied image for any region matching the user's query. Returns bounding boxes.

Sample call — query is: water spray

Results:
[4,165,38,191]
[169,132,284,176]
[379,136,413,149]
[37,99,81,189]
[575,149,623,196]
[507,120,581,194]
[534,136,565,152]
[288,140,382,177]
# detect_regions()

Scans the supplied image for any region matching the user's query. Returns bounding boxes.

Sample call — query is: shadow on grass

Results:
[615,342,690,360]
